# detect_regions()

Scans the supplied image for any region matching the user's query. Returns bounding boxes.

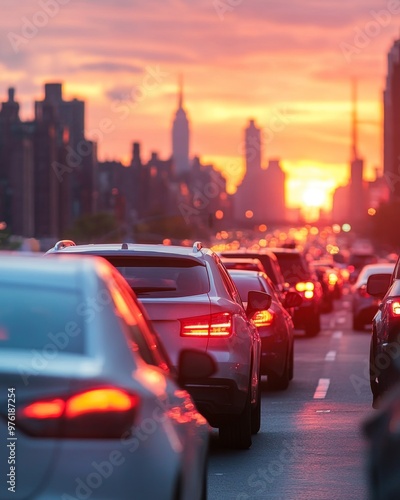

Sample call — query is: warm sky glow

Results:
[1,0,396,209]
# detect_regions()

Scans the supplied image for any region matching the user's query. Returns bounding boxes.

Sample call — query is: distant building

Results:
[332,185,350,223]
[368,168,390,209]
[384,38,400,200]
[0,88,34,236]
[263,159,286,223]
[172,77,190,176]
[234,119,286,225]
[0,83,98,240]
[350,80,368,227]
[35,83,97,224]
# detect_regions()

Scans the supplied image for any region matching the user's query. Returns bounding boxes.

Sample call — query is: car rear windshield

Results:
[220,252,282,286]
[272,253,311,283]
[0,285,85,353]
[231,277,264,302]
[104,257,210,297]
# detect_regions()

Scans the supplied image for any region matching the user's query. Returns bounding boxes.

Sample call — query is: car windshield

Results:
[0,285,85,353]
[104,256,210,298]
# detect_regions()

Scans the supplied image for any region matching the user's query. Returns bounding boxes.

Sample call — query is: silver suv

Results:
[46,240,270,449]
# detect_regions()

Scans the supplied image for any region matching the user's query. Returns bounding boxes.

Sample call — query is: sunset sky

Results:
[1,0,399,211]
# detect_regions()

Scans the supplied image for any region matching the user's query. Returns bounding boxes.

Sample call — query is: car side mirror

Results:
[178,349,217,383]
[366,273,392,298]
[283,291,303,309]
[246,290,272,319]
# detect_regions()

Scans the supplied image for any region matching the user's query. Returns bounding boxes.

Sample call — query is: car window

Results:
[232,277,264,302]
[0,285,85,353]
[260,274,281,303]
[104,256,210,298]
[107,270,172,372]
[217,262,244,307]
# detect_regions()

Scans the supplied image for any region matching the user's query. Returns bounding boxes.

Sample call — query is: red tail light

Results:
[18,388,140,439]
[22,399,64,419]
[252,310,274,327]
[328,273,338,285]
[180,312,232,337]
[390,299,400,317]
[66,389,134,417]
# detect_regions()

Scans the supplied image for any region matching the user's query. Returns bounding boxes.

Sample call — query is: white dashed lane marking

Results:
[325,350,336,361]
[313,378,330,399]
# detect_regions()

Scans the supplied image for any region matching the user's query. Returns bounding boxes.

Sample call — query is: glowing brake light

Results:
[391,300,400,316]
[296,281,314,299]
[19,388,140,439]
[22,389,137,420]
[66,389,135,417]
[328,273,338,285]
[180,312,232,337]
[295,281,314,293]
[22,399,64,419]
[252,310,274,327]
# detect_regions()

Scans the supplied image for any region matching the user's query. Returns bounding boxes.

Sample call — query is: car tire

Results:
[200,457,208,500]
[305,312,320,337]
[173,474,183,500]
[251,373,261,434]
[267,357,290,391]
[288,342,294,381]
[219,390,252,449]
[370,338,382,408]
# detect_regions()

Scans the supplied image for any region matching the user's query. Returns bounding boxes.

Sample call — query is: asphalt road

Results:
[208,288,374,500]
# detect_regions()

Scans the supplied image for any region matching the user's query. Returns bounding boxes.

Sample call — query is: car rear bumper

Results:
[184,378,248,428]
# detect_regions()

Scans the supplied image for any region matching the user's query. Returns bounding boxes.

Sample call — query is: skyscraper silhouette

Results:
[234,119,286,225]
[172,75,190,176]
[349,79,367,227]
[384,38,400,200]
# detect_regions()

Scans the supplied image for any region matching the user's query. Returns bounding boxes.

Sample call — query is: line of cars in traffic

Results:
[0,238,347,499]
[351,252,400,499]
[0,253,212,500]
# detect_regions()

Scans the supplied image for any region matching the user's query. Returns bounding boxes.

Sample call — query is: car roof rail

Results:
[193,241,203,252]
[54,240,76,251]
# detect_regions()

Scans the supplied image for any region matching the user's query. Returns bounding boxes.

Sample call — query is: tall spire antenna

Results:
[351,77,358,161]
[178,73,183,109]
